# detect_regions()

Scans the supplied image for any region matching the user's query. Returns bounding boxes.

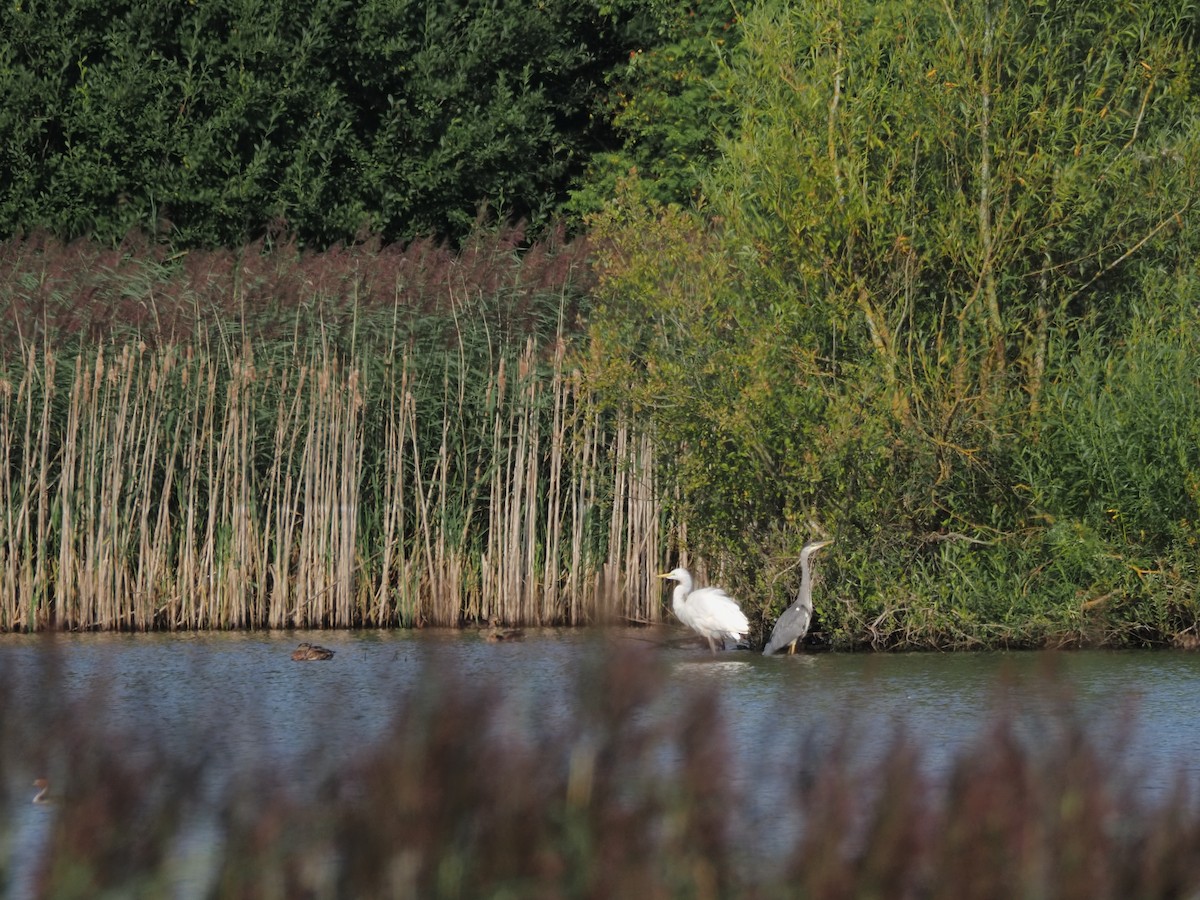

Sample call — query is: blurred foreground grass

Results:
[1,642,1198,899]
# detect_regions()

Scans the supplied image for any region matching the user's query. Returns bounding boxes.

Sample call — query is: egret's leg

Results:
[787,639,798,655]
[706,636,718,654]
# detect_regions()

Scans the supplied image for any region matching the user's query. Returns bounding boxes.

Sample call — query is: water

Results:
[3,629,1200,895]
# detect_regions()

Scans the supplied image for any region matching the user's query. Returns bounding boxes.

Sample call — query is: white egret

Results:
[763,539,833,655]
[659,567,749,654]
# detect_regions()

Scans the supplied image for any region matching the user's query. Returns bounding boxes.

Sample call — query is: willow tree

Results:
[590,0,1200,644]
[719,0,1199,412]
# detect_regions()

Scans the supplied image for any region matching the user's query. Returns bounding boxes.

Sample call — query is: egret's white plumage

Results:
[659,567,749,653]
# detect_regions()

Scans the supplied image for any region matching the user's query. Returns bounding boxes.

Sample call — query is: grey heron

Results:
[763,539,833,655]
[659,567,750,654]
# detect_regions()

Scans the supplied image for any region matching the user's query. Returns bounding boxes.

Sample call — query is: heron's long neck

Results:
[799,558,814,606]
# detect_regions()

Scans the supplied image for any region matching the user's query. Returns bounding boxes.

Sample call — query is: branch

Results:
[1062,200,1195,308]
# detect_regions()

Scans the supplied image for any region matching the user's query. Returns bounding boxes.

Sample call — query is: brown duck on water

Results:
[485,617,525,643]
[291,642,335,661]
[32,778,55,804]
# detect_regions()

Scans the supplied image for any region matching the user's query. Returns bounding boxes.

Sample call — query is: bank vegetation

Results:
[0,229,663,630]
[2,0,1200,646]
[588,0,1200,649]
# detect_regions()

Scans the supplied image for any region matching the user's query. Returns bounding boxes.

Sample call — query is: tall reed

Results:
[0,328,663,630]
[0,227,672,631]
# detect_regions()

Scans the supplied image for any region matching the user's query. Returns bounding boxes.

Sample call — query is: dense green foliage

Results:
[590,0,1200,647]
[567,0,740,216]
[0,0,650,246]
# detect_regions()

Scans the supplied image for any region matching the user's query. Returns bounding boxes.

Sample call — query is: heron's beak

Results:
[656,572,670,579]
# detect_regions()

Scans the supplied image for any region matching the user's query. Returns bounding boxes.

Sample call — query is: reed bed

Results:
[0,227,670,631]
[0,225,593,350]
[0,334,662,630]
[3,644,1198,898]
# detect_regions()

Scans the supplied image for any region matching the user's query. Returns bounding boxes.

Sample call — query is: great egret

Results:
[659,567,750,654]
[291,642,335,661]
[763,539,833,656]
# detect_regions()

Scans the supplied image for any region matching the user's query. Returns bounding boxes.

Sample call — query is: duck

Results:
[32,778,55,804]
[291,642,335,661]
[484,618,525,643]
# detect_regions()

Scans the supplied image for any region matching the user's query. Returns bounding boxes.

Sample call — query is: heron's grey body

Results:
[660,567,749,654]
[763,539,832,655]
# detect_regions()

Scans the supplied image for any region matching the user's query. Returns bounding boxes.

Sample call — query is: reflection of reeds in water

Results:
[0,330,661,630]
[4,646,1199,897]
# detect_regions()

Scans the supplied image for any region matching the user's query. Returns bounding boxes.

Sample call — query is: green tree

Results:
[569,0,740,216]
[716,0,1200,415]
[0,0,641,247]
[589,0,1200,644]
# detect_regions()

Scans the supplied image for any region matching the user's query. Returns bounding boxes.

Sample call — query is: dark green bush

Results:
[0,0,647,247]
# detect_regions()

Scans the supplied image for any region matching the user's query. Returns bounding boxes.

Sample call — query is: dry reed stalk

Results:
[503,352,525,620]
[520,339,541,623]
[110,346,138,626]
[9,353,37,628]
[291,352,364,628]
[217,352,258,627]
[14,352,37,625]
[85,351,107,627]
[265,359,309,628]
[172,354,210,627]
[603,418,629,620]
[150,349,187,628]
[32,350,54,627]
[540,338,567,623]
[620,421,658,621]
[407,382,443,623]
[0,362,23,629]
[54,355,83,629]
[434,369,452,616]
[568,374,600,623]
[424,365,456,624]
[490,339,542,625]
[374,361,410,625]
[2,335,672,632]
[199,356,222,626]
[294,363,326,626]
[126,347,161,627]
[130,348,162,626]
[481,356,507,622]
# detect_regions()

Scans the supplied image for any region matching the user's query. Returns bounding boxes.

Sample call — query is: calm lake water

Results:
[3,628,1199,894]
